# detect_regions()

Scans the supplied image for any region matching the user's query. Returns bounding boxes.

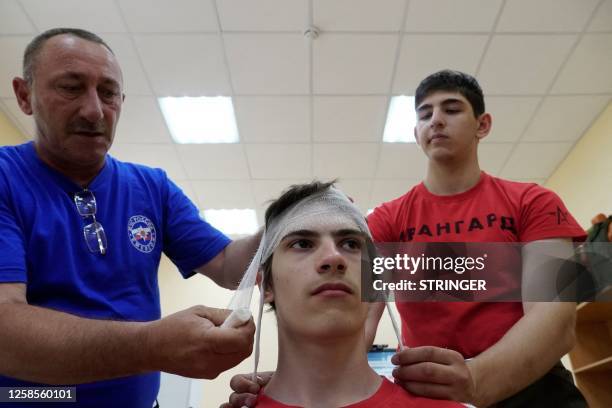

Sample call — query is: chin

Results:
[71,142,110,161]
[309,321,360,338]
[428,150,456,163]
[316,310,366,331]
[71,150,108,166]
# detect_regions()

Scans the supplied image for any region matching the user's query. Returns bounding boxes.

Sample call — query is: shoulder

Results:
[0,143,33,188]
[485,174,560,207]
[487,175,585,240]
[377,379,462,407]
[493,174,569,207]
[254,391,292,408]
[371,184,419,216]
[388,184,421,206]
[367,185,417,240]
[486,174,542,197]
[108,154,169,184]
[0,143,29,166]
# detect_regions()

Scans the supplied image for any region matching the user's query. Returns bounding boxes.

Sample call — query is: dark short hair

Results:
[415,69,485,117]
[23,28,114,85]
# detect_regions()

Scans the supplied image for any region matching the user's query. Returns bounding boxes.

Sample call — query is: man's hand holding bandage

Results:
[143,306,254,380]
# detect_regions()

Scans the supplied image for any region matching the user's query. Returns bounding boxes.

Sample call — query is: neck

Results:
[265,330,381,408]
[424,154,482,196]
[34,142,104,188]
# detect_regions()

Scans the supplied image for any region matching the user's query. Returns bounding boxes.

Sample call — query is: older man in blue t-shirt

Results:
[0,28,258,408]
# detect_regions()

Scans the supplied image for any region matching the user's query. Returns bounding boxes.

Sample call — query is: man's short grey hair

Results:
[23,27,114,85]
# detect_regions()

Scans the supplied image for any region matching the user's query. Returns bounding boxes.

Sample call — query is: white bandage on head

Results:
[227,186,370,312]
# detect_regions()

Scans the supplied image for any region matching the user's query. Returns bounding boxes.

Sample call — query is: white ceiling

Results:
[1,0,611,230]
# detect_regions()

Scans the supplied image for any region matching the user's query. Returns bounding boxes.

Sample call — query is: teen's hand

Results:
[392,346,478,405]
[220,371,273,408]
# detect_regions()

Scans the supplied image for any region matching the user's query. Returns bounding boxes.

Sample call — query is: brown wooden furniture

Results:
[569,287,612,408]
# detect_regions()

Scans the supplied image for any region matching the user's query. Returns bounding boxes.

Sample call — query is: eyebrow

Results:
[55,72,82,81]
[100,78,121,88]
[416,98,465,113]
[56,72,121,88]
[282,228,365,241]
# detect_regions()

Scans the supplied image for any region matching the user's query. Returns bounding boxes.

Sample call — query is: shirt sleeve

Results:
[367,202,397,243]
[0,172,27,283]
[519,185,586,242]
[162,177,231,278]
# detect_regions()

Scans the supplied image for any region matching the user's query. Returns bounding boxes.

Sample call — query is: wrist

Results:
[466,359,487,407]
[134,320,158,373]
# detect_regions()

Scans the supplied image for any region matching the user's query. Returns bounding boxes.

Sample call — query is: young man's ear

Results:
[263,289,274,304]
[257,267,274,303]
[475,113,492,141]
[414,127,421,146]
[12,77,33,115]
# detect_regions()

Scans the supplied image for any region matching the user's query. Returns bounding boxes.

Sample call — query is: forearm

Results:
[222,230,262,288]
[0,302,151,384]
[468,302,576,406]
[199,230,262,289]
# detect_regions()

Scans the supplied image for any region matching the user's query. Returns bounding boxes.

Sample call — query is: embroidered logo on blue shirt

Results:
[128,215,157,253]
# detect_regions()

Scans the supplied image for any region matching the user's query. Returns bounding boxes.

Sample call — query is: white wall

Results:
[545,102,612,227]
[0,111,27,146]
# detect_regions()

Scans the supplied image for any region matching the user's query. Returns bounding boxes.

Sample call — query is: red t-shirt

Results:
[367,172,585,358]
[255,377,462,407]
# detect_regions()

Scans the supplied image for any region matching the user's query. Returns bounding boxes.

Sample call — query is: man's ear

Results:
[414,126,421,146]
[12,77,33,116]
[475,113,492,142]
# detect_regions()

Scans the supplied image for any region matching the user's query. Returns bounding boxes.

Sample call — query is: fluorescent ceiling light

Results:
[383,95,416,143]
[159,96,239,144]
[202,209,258,235]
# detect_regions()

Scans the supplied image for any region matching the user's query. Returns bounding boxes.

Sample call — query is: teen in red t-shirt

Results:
[365,70,586,407]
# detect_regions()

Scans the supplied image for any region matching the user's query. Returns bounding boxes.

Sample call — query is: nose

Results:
[317,238,347,275]
[79,88,104,123]
[429,107,445,130]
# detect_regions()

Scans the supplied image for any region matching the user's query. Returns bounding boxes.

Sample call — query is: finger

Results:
[222,309,253,328]
[402,381,454,400]
[191,306,233,326]
[257,371,274,385]
[207,322,255,355]
[391,346,461,366]
[392,361,458,385]
[228,392,257,408]
[229,374,261,395]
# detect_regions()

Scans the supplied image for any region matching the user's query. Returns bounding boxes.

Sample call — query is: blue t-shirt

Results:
[0,142,232,407]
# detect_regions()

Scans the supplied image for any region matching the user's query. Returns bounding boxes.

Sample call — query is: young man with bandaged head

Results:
[222,181,461,408]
